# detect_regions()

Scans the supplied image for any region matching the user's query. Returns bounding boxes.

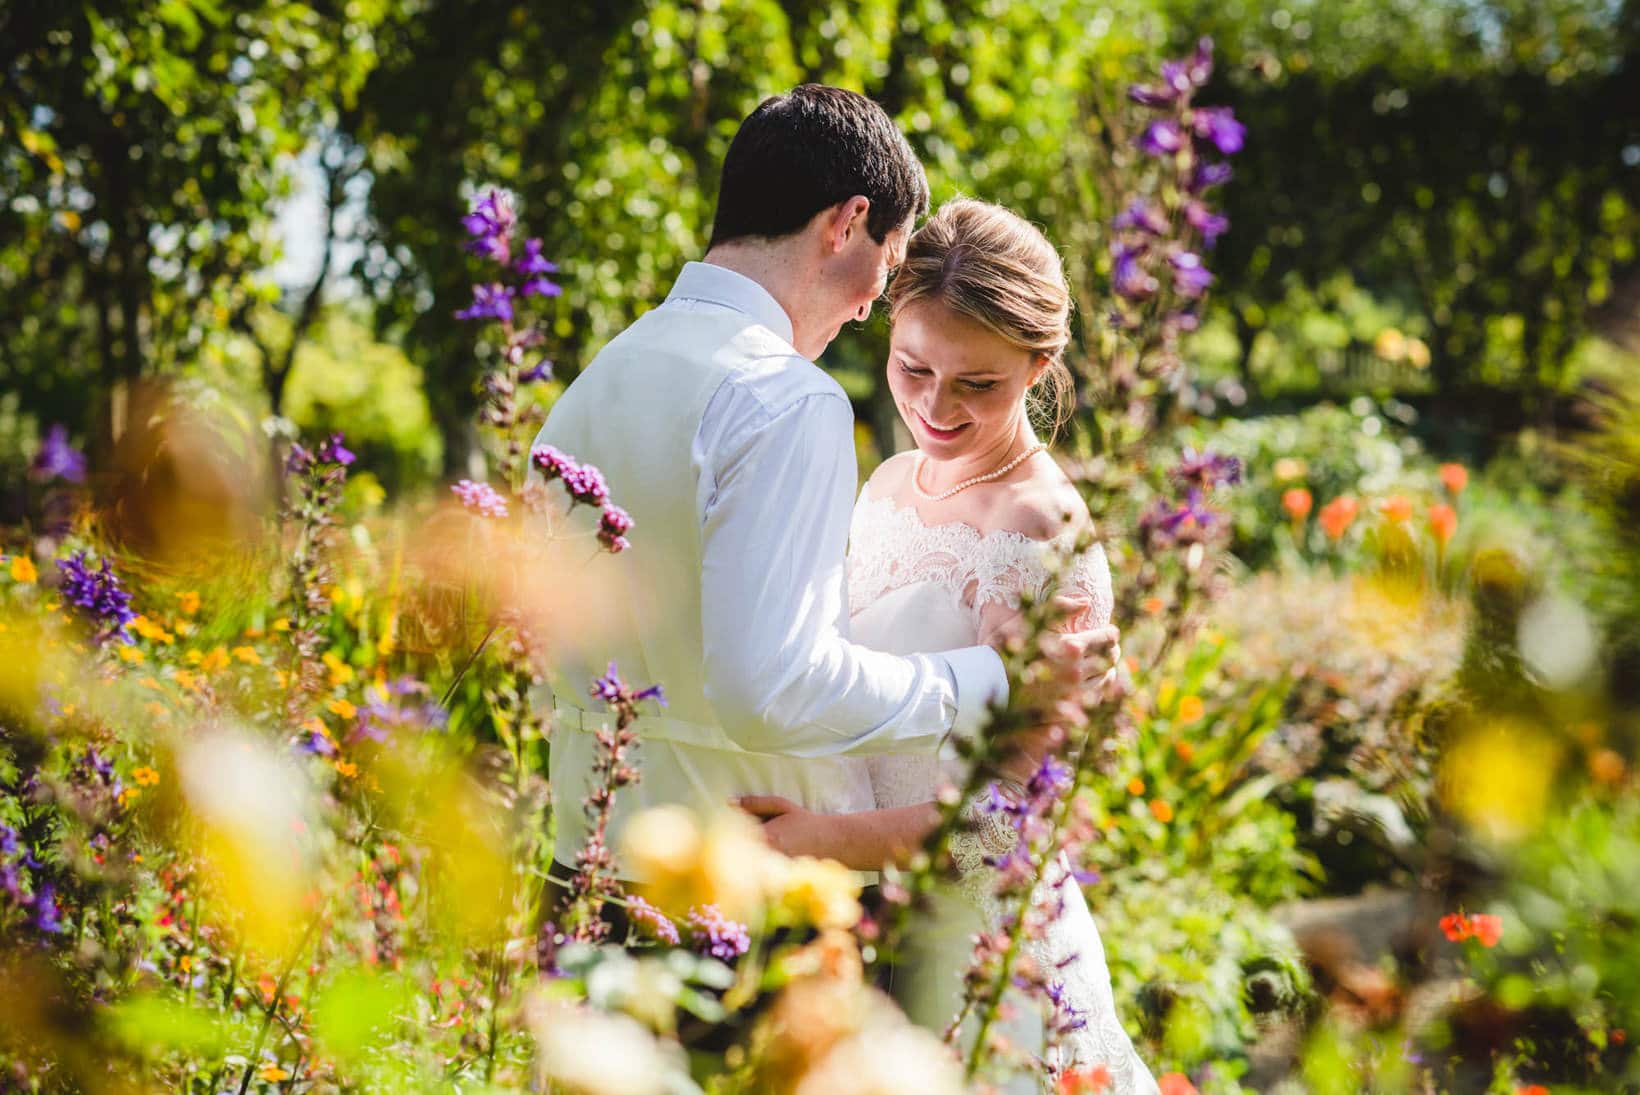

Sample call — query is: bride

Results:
[741,199,1157,1094]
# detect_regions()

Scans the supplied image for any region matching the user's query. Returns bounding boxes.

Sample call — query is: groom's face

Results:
[813,214,910,356]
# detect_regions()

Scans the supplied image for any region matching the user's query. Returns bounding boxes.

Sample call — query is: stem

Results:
[235,913,324,1095]
[440,622,499,710]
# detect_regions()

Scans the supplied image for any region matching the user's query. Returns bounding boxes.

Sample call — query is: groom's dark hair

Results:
[708,84,929,250]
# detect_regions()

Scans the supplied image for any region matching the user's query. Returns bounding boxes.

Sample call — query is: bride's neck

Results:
[917,419,1041,494]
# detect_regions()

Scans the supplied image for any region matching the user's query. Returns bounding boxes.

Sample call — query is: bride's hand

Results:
[734,794,835,860]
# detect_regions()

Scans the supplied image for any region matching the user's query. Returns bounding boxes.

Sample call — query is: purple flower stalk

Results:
[1112,245,1159,300]
[518,360,554,384]
[1170,251,1214,298]
[1185,201,1229,246]
[590,662,666,710]
[1170,447,1243,490]
[515,238,563,299]
[1190,162,1234,193]
[463,189,517,264]
[318,433,355,467]
[452,479,509,518]
[30,425,87,484]
[55,551,137,645]
[684,906,750,962]
[348,678,447,744]
[1137,119,1186,157]
[1113,199,1170,236]
[455,282,515,323]
[1192,106,1245,156]
[626,895,680,946]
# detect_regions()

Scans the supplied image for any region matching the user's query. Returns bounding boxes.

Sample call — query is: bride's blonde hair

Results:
[886,198,1076,440]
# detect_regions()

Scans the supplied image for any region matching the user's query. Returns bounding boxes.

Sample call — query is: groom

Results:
[534,85,1116,906]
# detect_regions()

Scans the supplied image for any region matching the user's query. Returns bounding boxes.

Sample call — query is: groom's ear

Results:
[822,196,872,254]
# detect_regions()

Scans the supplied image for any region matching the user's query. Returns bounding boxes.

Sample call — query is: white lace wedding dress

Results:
[848,489,1157,1095]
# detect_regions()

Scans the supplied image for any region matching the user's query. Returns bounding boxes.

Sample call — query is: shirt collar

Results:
[664,261,796,346]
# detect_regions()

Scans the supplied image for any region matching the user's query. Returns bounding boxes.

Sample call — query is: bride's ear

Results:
[1027,353,1052,388]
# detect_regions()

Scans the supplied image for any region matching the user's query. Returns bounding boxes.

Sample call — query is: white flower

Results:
[529,999,685,1095]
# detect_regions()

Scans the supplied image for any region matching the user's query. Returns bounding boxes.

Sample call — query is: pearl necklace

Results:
[912,443,1047,502]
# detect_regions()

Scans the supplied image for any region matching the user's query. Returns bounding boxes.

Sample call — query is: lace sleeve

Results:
[971,539,1115,630]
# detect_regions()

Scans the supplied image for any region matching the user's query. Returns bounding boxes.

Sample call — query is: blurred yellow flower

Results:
[257,1066,290,1082]
[774,856,861,931]
[8,555,37,583]
[118,787,141,808]
[327,698,357,720]
[621,805,781,922]
[272,617,291,632]
[231,645,261,665]
[133,766,160,787]
[1440,720,1560,843]
[173,670,200,693]
[1177,695,1205,723]
[117,646,146,665]
[176,591,201,616]
[1149,799,1175,823]
[323,652,354,686]
[1273,457,1308,483]
[131,615,174,644]
[335,760,358,779]
[1126,778,1146,796]
[199,647,230,673]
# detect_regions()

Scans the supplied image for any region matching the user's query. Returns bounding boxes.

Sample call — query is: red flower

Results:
[1515,1085,1549,1095]
[1319,496,1359,540]
[1440,463,1470,494]
[1429,502,1458,547]
[1058,1064,1113,1093]
[1158,1074,1198,1095]
[1470,913,1503,948]
[1440,913,1472,942]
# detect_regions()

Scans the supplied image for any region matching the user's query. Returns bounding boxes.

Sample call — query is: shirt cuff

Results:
[941,644,1009,744]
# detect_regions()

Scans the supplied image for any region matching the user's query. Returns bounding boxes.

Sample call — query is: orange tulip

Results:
[1439,463,1469,494]
[1319,496,1359,540]
[1429,502,1458,547]
[1281,487,1313,520]
[1380,495,1413,523]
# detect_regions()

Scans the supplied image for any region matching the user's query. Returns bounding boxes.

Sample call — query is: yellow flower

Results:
[275,670,289,690]
[131,615,174,644]
[178,955,193,973]
[1177,695,1205,724]
[118,787,141,807]
[133,766,160,787]
[323,652,354,686]
[9,555,37,584]
[334,760,358,779]
[272,617,291,632]
[327,698,357,720]
[231,645,261,665]
[185,649,203,666]
[1155,679,1177,713]
[1126,777,1146,796]
[117,645,146,665]
[144,702,167,717]
[176,591,201,616]
[774,856,862,931]
[199,646,230,673]
[257,1065,290,1082]
[622,806,781,921]
[173,670,200,693]
[138,678,164,692]
[1149,799,1175,823]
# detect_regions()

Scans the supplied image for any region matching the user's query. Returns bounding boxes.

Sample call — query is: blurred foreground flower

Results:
[1440,719,1561,843]
[528,998,688,1095]
[55,550,137,645]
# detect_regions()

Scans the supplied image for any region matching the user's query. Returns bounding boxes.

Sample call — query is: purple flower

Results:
[1127,83,1178,108]
[626,895,680,946]
[1141,491,1218,545]
[1190,162,1234,193]
[32,882,63,934]
[0,825,18,858]
[515,238,563,299]
[560,462,609,508]
[55,551,137,645]
[589,662,666,710]
[348,678,447,745]
[317,433,355,467]
[1112,245,1159,301]
[1137,119,1186,157]
[301,730,337,756]
[452,479,509,518]
[1192,106,1245,156]
[518,360,555,384]
[1170,251,1215,298]
[30,425,87,484]
[1170,447,1243,490]
[1025,754,1073,802]
[531,444,577,481]
[1184,37,1215,86]
[597,505,633,552]
[463,189,517,263]
[1113,199,1170,236]
[684,905,749,962]
[455,282,515,323]
[1185,201,1229,246]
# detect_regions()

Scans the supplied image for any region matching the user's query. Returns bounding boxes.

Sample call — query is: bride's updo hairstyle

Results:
[886,198,1075,440]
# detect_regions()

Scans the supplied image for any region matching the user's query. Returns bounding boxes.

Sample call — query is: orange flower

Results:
[176,590,201,616]
[1515,1086,1548,1095]
[1281,487,1313,520]
[1177,695,1205,724]
[1428,502,1458,547]
[257,1065,290,1082]
[1470,913,1503,948]
[1439,463,1469,494]
[1174,741,1196,763]
[1380,495,1413,523]
[1058,1064,1113,1093]
[132,766,160,787]
[1142,595,1166,615]
[8,555,38,584]
[1158,1074,1198,1095]
[1319,496,1359,540]
[1440,913,1472,942]
[1126,778,1146,796]
[1149,799,1174,823]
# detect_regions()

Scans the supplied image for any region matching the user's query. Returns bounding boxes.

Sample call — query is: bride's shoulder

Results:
[861,450,918,500]
[990,459,1093,543]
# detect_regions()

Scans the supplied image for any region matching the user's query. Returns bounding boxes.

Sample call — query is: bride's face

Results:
[887,298,1046,463]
